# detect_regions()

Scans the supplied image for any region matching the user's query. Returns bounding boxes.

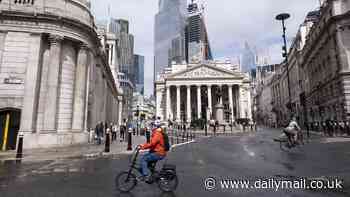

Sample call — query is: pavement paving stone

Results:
[0,135,147,162]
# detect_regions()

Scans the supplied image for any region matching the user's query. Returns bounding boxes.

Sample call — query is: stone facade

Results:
[271,0,350,126]
[255,72,277,127]
[300,0,349,123]
[155,61,252,124]
[0,0,122,149]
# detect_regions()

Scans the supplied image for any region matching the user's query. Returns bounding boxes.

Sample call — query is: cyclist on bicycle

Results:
[283,116,301,147]
[139,120,166,182]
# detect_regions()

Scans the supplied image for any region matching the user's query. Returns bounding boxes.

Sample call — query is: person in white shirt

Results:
[112,123,118,141]
[283,116,301,147]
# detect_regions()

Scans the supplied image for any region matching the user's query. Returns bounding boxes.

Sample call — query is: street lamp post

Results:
[276,13,292,115]
[136,105,140,136]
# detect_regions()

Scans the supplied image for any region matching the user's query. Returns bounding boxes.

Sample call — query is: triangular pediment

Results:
[168,64,243,79]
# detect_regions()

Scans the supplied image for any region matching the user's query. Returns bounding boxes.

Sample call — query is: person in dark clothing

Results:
[346,121,350,136]
[96,121,103,145]
[104,122,108,137]
[94,123,100,145]
[214,120,219,136]
[120,119,126,142]
[304,121,310,140]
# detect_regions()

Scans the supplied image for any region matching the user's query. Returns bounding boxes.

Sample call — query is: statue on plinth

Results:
[215,87,224,124]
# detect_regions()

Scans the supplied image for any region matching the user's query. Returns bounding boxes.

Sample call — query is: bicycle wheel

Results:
[115,171,137,192]
[157,172,178,192]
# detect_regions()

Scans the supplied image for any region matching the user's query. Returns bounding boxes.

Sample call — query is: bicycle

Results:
[273,130,304,151]
[115,146,178,193]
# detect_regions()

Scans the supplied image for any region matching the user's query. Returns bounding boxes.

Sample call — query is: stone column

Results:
[111,44,115,66]
[197,85,202,119]
[166,85,171,120]
[238,85,244,118]
[83,51,92,131]
[176,85,181,122]
[187,85,191,122]
[19,33,43,133]
[43,35,63,131]
[118,96,123,125]
[207,85,212,119]
[228,85,235,123]
[72,44,89,131]
[108,44,112,66]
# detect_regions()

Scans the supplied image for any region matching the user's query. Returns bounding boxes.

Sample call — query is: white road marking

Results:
[243,145,255,157]
[171,140,195,149]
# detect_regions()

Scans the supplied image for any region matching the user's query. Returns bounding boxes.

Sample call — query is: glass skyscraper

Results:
[186,2,213,63]
[154,0,187,81]
[133,54,145,95]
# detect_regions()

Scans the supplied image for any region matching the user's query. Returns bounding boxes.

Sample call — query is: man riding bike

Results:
[283,116,301,147]
[139,120,167,183]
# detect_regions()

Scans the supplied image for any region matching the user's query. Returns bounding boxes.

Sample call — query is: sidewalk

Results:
[261,125,350,144]
[0,135,146,162]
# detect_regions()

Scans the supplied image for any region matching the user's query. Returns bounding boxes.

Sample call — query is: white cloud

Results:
[91,0,320,96]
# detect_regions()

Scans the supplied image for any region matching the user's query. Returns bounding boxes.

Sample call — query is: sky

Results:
[90,0,320,96]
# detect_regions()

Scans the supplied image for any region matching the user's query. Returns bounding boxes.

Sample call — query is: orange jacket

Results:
[141,128,166,156]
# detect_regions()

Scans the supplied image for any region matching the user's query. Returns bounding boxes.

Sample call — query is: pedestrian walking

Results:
[304,121,310,140]
[96,121,103,145]
[346,121,350,136]
[105,126,111,152]
[314,121,319,132]
[104,121,108,137]
[339,121,345,136]
[112,123,118,141]
[120,119,126,142]
[330,120,335,137]
[89,128,94,143]
[94,124,99,144]
[334,120,339,136]
[321,121,326,136]
[249,119,254,131]
[326,119,332,137]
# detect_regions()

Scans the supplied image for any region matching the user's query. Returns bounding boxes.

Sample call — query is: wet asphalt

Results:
[0,127,349,197]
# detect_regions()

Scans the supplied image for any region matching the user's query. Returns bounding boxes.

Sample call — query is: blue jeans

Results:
[140,152,164,176]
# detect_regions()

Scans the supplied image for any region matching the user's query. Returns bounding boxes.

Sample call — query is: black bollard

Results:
[186,132,189,141]
[16,132,24,161]
[127,129,132,151]
[205,123,207,136]
[105,132,110,153]
[213,125,215,136]
[182,132,185,143]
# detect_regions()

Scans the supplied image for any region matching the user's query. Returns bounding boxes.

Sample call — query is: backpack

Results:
[161,130,171,152]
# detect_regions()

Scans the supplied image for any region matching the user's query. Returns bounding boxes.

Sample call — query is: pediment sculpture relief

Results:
[173,66,234,79]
